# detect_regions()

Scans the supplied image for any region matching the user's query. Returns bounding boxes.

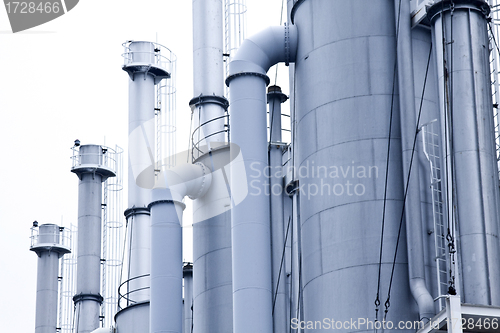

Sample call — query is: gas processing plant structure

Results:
[30,0,500,332]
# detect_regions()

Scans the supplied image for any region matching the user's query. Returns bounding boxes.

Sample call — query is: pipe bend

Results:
[228,24,298,78]
[153,163,212,204]
[410,278,435,322]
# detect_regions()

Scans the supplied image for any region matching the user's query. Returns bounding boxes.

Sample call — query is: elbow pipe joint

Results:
[151,162,212,208]
[226,24,298,85]
[410,278,435,322]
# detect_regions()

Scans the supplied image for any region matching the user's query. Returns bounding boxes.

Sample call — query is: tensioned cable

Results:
[374,0,402,322]
[383,42,434,321]
[272,216,292,315]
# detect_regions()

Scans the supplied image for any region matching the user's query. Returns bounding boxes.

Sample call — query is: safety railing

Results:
[71,145,118,175]
[122,41,176,75]
[191,114,230,162]
[30,225,72,250]
[117,274,150,310]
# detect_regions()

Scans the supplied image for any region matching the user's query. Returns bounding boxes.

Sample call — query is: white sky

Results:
[0,0,290,331]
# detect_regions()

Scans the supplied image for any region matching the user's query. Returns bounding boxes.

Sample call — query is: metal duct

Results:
[394,0,434,321]
[226,24,297,333]
[149,163,211,333]
[267,85,288,333]
[31,223,71,333]
[428,0,500,305]
[291,0,419,328]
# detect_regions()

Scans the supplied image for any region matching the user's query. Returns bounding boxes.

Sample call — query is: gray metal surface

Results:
[227,24,297,333]
[292,0,419,329]
[149,188,183,333]
[429,0,500,306]
[115,301,150,333]
[191,148,233,333]
[192,0,226,144]
[394,0,434,321]
[410,25,443,312]
[121,41,161,327]
[72,145,114,333]
[32,224,69,333]
[267,86,288,333]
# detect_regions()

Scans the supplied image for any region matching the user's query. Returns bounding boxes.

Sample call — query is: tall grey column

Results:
[191,1,233,332]
[71,144,116,333]
[31,223,71,333]
[267,85,288,333]
[149,188,183,333]
[428,0,500,305]
[116,41,170,333]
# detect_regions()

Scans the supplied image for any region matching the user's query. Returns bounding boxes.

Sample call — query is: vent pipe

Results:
[149,163,211,333]
[31,223,71,333]
[226,24,297,333]
[191,0,228,147]
[71,144,116,333]
[267,85,288,333]
[394,0,435,321]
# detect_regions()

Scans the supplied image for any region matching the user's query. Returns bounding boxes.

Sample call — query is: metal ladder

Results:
[421,120,448,311]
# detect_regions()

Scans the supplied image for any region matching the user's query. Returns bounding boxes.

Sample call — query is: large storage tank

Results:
[291,0,419,327]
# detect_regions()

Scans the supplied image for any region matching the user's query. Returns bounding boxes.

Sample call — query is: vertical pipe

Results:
[428,0,500,306]
[268,85,288,333]
[229,73,273,333]
[192,0,227,144]
[394,0,435,321]
[31,224,70,333]
[183,264,193,333]
[72,145,115,333]
[149,188,183,333]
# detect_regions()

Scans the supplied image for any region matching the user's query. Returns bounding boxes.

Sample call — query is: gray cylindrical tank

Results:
[292,0,418,328]
[428,0,500,306]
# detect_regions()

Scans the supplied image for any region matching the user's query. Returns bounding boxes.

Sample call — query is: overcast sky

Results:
[0,0,291,331]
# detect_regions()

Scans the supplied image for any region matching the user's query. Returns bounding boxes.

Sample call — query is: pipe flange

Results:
[147,199,174,209]
[426,0,490,23]
[124,206,150,219]
[73,293,104,305]
[189,95,229,111]
[225,72,271,87]
[284,23,291,66]
[188,162,212,199]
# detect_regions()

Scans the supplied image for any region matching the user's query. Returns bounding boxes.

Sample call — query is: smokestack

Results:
[71,144,116,333]
[115,40,171,333]
[31,223,71,333]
